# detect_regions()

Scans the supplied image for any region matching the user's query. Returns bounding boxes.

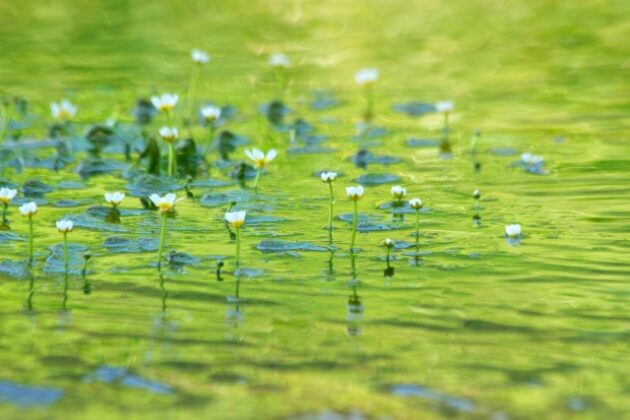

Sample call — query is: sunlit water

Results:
[0,0,629,418]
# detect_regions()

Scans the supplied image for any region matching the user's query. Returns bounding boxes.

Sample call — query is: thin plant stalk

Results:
[327,182,335,244]
[350,200,359,252]
[1,203,7,226]
[252,169,261,193]
[234,227,241,299]
[63,232,69,273]
[157,213,168,271]
[443,112,449,134]
[364,85,374,122]
[415,209,420,245]
[168,143,176,177]
[187,65,201,122]
[203,125,215,157]
[27,215,34,266]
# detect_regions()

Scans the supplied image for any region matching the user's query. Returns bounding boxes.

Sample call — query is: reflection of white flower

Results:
[269,53,290,68]
[191,48,210,64]
[225,210,246,229]
[355,68,379,85]
[409,198,423,209]
[382,238,394,248]
[245,148,277,168]
[0,188,17,205]
[51,100,77,121]
[472,189,480,199]
[105,192,125,207]
[19,202,37,217]
[346,185,364,201]
[200,105,221,123]
[435,101,454,113]
[520,153,544,165]
[391,186,406,200]
[320,172,338,183]
[151,93,179,113]
[150,193,180,213]
[505,224,522,238]
[56,219,74,233]
[159,126,179,143]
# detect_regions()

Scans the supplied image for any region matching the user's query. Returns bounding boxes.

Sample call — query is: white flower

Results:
[269,53,290,68]
[409,198,423,210]
[0,187,17,205]
[191,48,210,64]
[391,186,406,200]
[382,238,394,248]
[19,202,37,217]
[151,93,179,113]
[105,192,125,207]
[225,210,246,228]
[355,68,379,85]
[435,101,454,113]
[505,224,522,238]
[472,189,481,199]
[520,153,544,165]
[56,219,74,233]
[51,100,77,121]
[346,185,364,201]
[200,105,221,122]
[149,193,180,213]
[159,126,179,143]
[245,148,277,168]
[320,172,338,183]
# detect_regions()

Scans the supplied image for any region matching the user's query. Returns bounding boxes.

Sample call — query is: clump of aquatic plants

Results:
[345,185,364,252]
[320,171,338,244]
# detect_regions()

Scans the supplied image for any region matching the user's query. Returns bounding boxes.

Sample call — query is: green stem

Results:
[386,248,391,266]
[235,227,241,272]
[444,112,449,134]
[1,203,7,225]
[328,183,334,245]
[187,65,201,123]
[168,143,176,177]
[415,209,420,246]
[157,213,167,271]
[252,168,261,193]
[350,200,359,252]
[28,215,34,266]
[203,125,215,157]
[63,232,69,273]
[160,273,168,311]
[27,272,34,310]
[365,85,374,122]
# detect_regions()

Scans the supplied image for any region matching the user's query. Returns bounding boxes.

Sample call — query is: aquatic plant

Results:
[0,187,17,226]
[382,238,395,278]
[188,49,210,121]
[159,126,179,177]
[409,198,423,245]
[320,171,338,244]
[355,68,378,122]
[269,53,290,95]
[435,101,454,133]
[150,193,180,270]
[201,105,221,155]
[151,93,179,115]
[50,99,77,122]
[19,201,37,265]
[505,224,522,238]
[56,219,74,273]
[104,192,125,208]
[245,148,277,192]
[225,210,246,273]
[345,185,364,252]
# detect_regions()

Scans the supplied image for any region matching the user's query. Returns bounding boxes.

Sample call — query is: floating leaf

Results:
[407,138,441,148]
[76,159,128,179]
[175,138,204,178]
[84,125,117,157]
[257,240,327,253]
[310,91,340,110]
[288,146,335,154]
[125,174,181,197]
[44,242,88,274]
[349,150,400,168]
[133,99,157,125]
[0,231,23,243]
[353,173,401,186]
[229,162,258,182]
[85,366,171,395]
[260,100,290,126]
[167,251,199,266]
[0,260,30,279]
[69,214,127,233]
[199,190,255,208]
[102,236,159,253]
[22,179,53,198]
[215,130,248,161]
[390,384,475,413]
[357,222,404,232]
[392,102,436,117]
[0,381,63,407]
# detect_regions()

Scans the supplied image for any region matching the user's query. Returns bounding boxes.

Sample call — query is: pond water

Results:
[1,0,629,418]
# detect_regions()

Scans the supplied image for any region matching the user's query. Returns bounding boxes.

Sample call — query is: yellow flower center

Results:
[229,220,245,228]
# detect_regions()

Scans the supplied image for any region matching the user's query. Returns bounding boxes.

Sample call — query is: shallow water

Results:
[1,0,629,418]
